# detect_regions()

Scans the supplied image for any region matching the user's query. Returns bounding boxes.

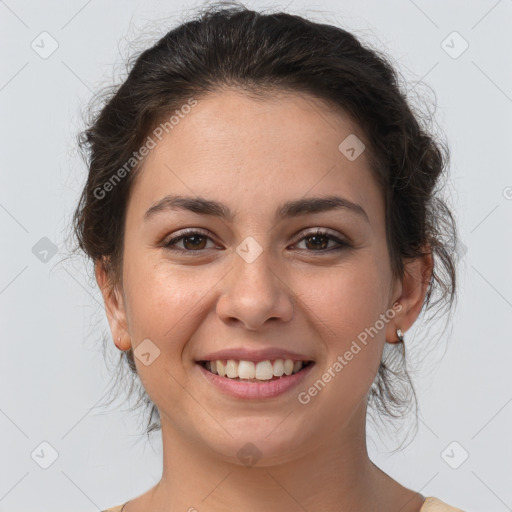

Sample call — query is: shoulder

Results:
[421,497,466,511]
[103,497,467,512]
[101,504,126,512]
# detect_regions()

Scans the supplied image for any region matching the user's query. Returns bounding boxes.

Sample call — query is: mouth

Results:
[196,358,315,382]
[196,357,316,399]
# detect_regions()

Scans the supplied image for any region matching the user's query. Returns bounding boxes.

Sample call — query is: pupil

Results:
[308,235,327,250]
[184,235,205,250]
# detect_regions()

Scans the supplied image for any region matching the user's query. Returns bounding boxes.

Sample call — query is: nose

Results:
[215,245,294,330]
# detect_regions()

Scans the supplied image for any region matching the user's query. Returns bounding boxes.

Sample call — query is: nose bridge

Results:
[236,239,276,289]
[216,235,294,328]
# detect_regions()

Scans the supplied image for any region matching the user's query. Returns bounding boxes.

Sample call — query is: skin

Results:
[96,89,433,512]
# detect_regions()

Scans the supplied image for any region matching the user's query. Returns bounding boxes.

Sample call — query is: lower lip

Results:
[196,362,315,399]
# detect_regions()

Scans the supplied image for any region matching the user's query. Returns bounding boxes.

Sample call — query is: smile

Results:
[196,359,315,399]
[198,359,314,381]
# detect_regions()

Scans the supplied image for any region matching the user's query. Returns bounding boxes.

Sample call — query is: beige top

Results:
[102,496,466,511]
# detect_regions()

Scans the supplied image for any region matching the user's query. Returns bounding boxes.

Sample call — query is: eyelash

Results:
[163,228,350,254]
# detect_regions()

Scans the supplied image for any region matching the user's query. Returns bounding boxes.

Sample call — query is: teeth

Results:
[255,361,273,380]
[225,359,238,378]
[273,359,284,376]
[238,360,255,379]
[202,358,309,381]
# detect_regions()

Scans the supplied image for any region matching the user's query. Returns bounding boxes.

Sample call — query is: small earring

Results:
[396,328,404,343]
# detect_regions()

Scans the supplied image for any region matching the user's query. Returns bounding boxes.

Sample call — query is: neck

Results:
[138,399,423,512]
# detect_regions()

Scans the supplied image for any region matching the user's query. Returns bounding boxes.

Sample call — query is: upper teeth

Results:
[204,359,308,380]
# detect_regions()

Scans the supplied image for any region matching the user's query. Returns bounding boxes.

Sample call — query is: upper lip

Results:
[196,348,314,363]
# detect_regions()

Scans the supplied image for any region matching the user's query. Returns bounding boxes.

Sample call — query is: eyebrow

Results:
[144,194,369,224]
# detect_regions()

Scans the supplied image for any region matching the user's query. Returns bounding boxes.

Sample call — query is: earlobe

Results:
[115,335,129,351]
[94,258,131,351]
[385,251,433,344]
[385,311,406,344]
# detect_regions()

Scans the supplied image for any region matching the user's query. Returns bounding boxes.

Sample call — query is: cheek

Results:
[126,259,272,381]
[123,253,210,350]
[307,261,387,330]
[122,263,214,403]
[297,265,388,415]
[298,258,389,373]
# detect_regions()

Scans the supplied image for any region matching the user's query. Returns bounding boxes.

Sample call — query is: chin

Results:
[196,417,312,467]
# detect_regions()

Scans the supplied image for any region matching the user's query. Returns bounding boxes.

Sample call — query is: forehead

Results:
[126,88,381,225]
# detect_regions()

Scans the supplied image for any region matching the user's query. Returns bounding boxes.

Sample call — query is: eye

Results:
[163,229,218,252]
[163,228,350,254]
[293,228,350,252]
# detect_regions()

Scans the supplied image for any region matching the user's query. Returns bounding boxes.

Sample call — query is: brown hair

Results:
[71,1,458,444]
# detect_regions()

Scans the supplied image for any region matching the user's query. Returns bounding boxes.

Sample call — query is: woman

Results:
[73,3,464,511]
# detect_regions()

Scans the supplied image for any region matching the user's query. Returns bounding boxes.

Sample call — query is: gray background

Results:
[1,0,511,511]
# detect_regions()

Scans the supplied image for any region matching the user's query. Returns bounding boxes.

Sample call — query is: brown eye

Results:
[180,234,208,250]
[163,228,349,254]
[303,233,329,250]
[295,229,349,252]
[164,230,216,252]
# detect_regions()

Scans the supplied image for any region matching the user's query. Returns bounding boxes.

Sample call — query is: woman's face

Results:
[99,89,409,464]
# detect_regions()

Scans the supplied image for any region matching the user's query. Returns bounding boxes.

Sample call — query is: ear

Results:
[95,257,131,351]
[385,249,434,344]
